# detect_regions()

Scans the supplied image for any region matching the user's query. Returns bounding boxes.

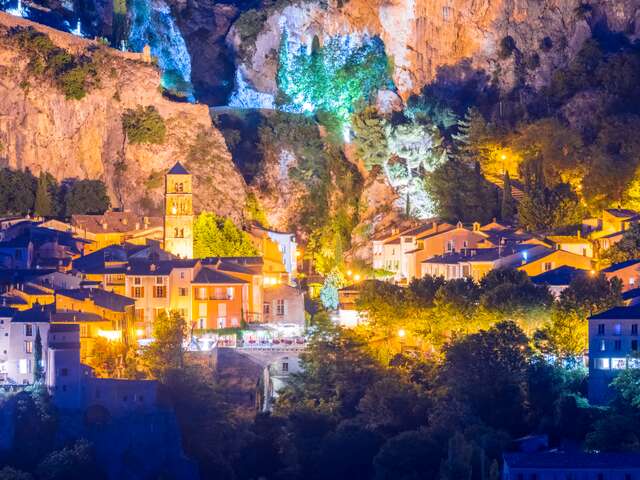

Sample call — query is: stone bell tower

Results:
[164,162,193,259]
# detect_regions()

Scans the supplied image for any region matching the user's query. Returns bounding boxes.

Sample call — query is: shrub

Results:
[121,106,166,144]
[9,27,97,100]
[498,35,517,59]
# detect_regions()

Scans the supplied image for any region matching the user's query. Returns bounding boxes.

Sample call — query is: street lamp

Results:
[354,274,361,282]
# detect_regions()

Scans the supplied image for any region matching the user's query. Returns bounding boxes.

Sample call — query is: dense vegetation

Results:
[121,105,166,144]
[193,212,259,258]
[0,168,110,217]
[10,27,98,100]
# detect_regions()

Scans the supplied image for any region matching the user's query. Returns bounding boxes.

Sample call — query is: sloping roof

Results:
[52,311,103,323]
[12,304,53,323]
[623,288,640,301]
[601,258,640,273]
[504,452,640,469]
[0,234,32,248]
[56,288,135,312]
[192,267,248,285]
[590,306,640,320]
[605,208,640,219]
[547,235,591,245]
[531,266,588,286]
[71,211,162,234]
[168,162,190,175]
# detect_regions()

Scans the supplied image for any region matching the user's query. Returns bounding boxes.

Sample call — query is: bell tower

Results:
[164,162,193,259]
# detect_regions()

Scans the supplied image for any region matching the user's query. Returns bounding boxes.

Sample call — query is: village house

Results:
[601,259,640,292]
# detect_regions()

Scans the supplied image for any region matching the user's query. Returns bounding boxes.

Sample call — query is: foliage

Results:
[319,268,345,310]
[121,106,166,144]
[34,172,58,218]
[351,106,389,170]
[193,212,258,258]
[536,274,622,359]
[244,191,268,227]
[11,27,98,100]
[142,310,186,380]
[601,223,640,265]
[63,179,110,216]
[90,337,126,378]
[33,327,43,383]
[0,168,37,215]
[426,160,499,223]
[36,439,104,480]
[501,170,516,222]
[276,31,393,130]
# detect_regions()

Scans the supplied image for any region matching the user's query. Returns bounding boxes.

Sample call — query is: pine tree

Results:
[34,172,57,218]
[501,170,516,223]
[33,326,43,383]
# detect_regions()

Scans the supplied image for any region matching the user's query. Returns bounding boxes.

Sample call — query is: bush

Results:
[498,35,517,59]
[121,106,166,144]
[10,27,97,100]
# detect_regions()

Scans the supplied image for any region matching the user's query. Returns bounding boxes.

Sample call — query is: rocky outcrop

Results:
[228,0,640,99]
[0,13,247,220]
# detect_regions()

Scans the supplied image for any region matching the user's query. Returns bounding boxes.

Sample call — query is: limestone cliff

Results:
[229,0,640,99]
[0,12,247,220]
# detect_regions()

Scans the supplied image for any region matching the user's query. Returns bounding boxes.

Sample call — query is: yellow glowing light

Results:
[171,204,177,215]
[398,328,406,339]
[97,329,122,341]
[500,154,508,161]
[347,270,353,276]
[354,274,361,282]
[136,329,145,337]
[295,250,301,257]
[590,270,596,276]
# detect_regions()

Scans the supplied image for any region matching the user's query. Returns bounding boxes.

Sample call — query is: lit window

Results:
[19,358,30,374]
[631,278,636,286]
[198,303,207,316]
[198,287,207,300]
[24,341,33,354]
[80,324,89,337]
[600,340,606,351]
[595,358,610,370]
[612,358,627,370]
[227,287,234,300]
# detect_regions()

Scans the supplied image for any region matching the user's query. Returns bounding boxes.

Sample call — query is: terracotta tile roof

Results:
[71,211,162,234]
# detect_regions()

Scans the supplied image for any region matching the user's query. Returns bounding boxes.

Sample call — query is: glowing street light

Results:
[353,274,361,282]
[398,328,406,339]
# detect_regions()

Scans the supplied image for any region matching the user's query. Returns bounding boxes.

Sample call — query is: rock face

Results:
[0,13,247,220]
[229,0,640,99]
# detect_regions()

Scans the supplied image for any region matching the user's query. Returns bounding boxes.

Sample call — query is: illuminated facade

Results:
[164,162,194,259]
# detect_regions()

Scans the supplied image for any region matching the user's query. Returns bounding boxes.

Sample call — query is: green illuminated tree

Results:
[193,212,258,258]
[351,106,389,170]
[142,310,186,380]
[319,268,345,310]
[601,223,640,265]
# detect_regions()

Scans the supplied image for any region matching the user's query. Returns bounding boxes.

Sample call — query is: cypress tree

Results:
[33,326,43,383]
[501,171,516,223]
[34,172,56,218]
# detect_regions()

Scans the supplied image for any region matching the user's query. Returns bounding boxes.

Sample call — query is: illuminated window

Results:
[24,341,33,354]
[595,358,610,369]
[612,358,627,370]
[19,358,30,374]
[600,340,606,351]
[226,287,234,300]
[80,324,89,337]
[615,324,622,335]
[276,300,285,316]
[198,303,207,317]
[153,286,167,298]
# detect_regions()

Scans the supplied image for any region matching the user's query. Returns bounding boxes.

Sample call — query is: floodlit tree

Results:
[319,268,345,310]
[142,310,186,380]
[193,212,258,258]
[351,106,389,170]
[501,170,516,222]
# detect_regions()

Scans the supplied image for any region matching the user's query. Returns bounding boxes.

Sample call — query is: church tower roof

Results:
[167,162,190,175]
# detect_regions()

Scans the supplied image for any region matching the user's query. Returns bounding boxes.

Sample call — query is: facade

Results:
[249,225,297,283]
[502,452,640,480]
[262,284,305,326]
[546,234,594,258]
[6,304,52,385]
[602,259,640,292]
[163,162,194,259]
[191,266,249,330]
[588,306,640,405]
